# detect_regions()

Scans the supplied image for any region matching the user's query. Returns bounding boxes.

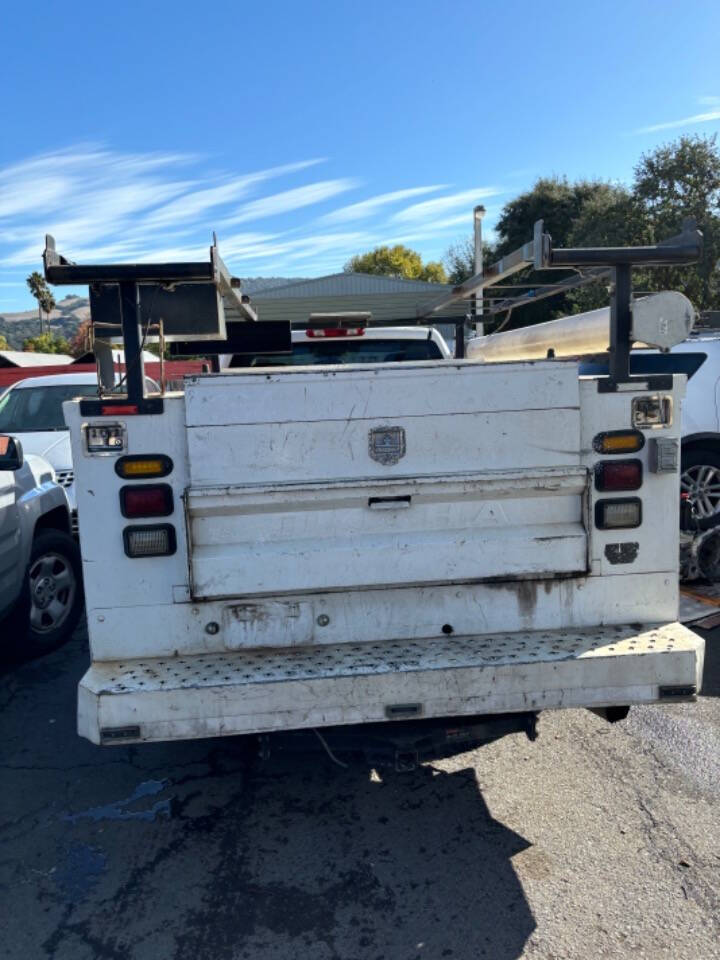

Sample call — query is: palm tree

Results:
[26,272,55,335]
[40,290,56,330]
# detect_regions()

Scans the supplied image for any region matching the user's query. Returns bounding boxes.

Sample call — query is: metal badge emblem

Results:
[369,426,406,465]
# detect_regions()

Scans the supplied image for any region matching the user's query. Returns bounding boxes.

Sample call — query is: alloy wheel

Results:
[28,552,77,634]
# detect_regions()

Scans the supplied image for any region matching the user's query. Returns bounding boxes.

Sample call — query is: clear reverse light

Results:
[595,498,642,529]
[123,524,176,558]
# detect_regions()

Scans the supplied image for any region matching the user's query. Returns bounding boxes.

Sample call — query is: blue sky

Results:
[1,0,720,311]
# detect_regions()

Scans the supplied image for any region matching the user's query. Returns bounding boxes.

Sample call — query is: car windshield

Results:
[232,337,444,367]
[0,384,99,432]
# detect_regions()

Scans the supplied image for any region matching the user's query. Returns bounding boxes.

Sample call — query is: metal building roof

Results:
[252,272,451,299]
[248,272,466,325]
[0,350,74,368]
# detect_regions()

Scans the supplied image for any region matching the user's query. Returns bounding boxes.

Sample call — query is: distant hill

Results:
[0,295,90,350]
[0,279,305,350]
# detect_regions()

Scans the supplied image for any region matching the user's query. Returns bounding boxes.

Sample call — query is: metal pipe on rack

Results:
[466,291,697,362]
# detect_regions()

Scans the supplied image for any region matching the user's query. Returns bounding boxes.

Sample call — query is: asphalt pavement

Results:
[1,621,719,960]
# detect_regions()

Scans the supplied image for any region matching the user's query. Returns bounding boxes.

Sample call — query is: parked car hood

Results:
[12,431,72,471]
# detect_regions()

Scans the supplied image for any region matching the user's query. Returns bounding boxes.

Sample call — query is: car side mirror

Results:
[0,435,24,471]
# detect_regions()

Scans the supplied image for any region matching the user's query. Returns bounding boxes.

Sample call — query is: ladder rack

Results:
[419,218,702,387]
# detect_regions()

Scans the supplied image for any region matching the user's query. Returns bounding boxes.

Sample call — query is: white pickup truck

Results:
[45,225,705,765]
[0,435,82,656]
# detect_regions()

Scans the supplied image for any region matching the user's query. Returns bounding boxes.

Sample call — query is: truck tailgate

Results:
[184,361,586,600]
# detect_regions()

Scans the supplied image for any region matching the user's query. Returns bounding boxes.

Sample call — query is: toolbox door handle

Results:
[368,495,412,510]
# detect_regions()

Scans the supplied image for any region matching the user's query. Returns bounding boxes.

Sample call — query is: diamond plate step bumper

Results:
[78,622,704,745]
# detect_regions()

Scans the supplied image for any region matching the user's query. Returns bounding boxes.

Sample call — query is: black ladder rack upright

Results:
[43,235,259,414]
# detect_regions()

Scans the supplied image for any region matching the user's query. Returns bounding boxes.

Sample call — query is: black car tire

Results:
[5,529,84,658]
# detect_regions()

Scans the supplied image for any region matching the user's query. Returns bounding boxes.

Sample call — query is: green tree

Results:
[631,134,720,310]
[567,136,720,313]
[345,245,447,283]
[26,271,56,334]
[564,185,648,311]
[23,332,71,355]
[69,317,92,357]
[0,334,8,350]
[494,177,619,256]
[457,177,622,328]
[444,238,497,285]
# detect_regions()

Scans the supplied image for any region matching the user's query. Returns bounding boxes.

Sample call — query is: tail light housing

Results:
[120,484,173,518]
[595,498,642,530]
[123,524,177,557]
[594,459,643,492]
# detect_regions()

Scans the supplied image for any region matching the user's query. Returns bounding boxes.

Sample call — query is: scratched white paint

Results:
[183,359,580,426]
[187,468,587,598]
[87,571,680,659]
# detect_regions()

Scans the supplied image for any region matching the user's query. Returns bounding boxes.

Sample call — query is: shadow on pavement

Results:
[1,624,536,960]
[169,760,536,960]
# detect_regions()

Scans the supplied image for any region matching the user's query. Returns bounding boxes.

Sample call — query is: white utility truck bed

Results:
[46,223,705,764]
[66,358,702,747]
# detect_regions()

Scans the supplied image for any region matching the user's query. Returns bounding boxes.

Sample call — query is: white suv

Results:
[666,334,720,524]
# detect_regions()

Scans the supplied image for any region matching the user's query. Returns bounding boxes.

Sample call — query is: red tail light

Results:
[100,403,139,416]
[120,484,173,518]
[594,459,643,492]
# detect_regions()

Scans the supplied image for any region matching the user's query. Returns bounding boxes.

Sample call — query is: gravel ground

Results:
[1,621,718,960]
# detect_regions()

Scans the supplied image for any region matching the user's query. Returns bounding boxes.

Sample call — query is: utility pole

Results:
[473,205,485,337]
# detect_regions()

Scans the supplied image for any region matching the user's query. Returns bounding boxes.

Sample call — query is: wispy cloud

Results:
[635,98,720,134]
[0,145,196,221]
[0,147,334,268]
[392,187,501,223]
[0,142,504,312]
[222,179,359,225]
[320,186,447,224]
[138,160,324,231]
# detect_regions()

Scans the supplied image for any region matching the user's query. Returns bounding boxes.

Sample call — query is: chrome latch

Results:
[632,394,672,429]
